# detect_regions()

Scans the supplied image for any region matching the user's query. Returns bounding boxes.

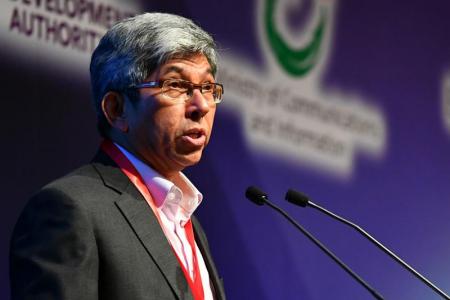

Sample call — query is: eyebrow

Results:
[162,65,214,77]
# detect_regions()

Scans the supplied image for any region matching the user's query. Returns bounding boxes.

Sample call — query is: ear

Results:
[101,91,129,133]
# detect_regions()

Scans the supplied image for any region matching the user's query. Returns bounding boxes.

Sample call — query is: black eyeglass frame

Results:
[130,79,224,104]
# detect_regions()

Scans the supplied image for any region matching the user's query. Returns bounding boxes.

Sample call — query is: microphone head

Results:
[245,186,268,206]
[285,189,310,207]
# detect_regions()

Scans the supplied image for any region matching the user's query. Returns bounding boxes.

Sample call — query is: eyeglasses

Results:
[130,79,224,104]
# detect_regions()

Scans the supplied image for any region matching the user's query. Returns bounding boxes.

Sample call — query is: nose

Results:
[185,89,211,121]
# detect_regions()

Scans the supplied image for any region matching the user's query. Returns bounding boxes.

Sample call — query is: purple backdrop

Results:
[2,0,450,299]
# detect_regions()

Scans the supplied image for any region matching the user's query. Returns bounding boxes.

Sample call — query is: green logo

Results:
[264,0,326,76]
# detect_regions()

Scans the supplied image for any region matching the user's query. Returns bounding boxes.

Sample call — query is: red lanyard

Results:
[100,140,205,300]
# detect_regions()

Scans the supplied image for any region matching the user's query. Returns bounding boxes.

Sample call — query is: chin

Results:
[176,151,204,168]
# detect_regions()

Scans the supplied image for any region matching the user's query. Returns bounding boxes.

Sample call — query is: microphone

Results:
[245,186,267,206]
[285,188,450,300]
[245,186,384,300]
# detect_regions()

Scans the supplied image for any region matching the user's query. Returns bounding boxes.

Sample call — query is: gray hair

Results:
[90,12,218,137]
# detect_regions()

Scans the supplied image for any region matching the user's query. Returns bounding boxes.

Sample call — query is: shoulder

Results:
[13,162,124,235]
[9,164,103,299]
[12,164,100,231]
[46,163,104,195]
[10,161,125,255]
[38,160,126,207]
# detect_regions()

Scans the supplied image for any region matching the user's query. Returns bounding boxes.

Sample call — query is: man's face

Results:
[124,53,217,178]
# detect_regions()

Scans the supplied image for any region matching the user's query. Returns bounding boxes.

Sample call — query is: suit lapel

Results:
[192,217,226,300]
[91,150,194,300]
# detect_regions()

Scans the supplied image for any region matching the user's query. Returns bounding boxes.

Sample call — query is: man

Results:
[10,12,225,300]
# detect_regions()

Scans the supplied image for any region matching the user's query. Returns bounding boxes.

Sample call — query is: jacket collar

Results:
[91,149,194,300]
[192,217,226,300]
[90,148,225,300]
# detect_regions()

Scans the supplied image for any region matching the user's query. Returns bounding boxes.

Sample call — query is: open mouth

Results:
[184,128,205,138]
[186,131,203,139]
[181,128,206,147]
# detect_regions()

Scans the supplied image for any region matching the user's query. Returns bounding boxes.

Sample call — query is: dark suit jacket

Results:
[10,150,225,300]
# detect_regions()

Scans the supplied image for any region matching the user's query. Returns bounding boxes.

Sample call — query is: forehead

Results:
[153,54,214,80]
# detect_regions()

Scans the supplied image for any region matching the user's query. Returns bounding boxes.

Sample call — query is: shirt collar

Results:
[115,143,203,226]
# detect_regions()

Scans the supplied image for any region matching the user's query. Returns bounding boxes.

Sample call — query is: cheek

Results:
[206,109,216,137]
[153,107,184,144]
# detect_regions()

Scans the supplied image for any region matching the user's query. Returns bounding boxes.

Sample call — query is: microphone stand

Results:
[286,189,450,300]
[246,187,384,299]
